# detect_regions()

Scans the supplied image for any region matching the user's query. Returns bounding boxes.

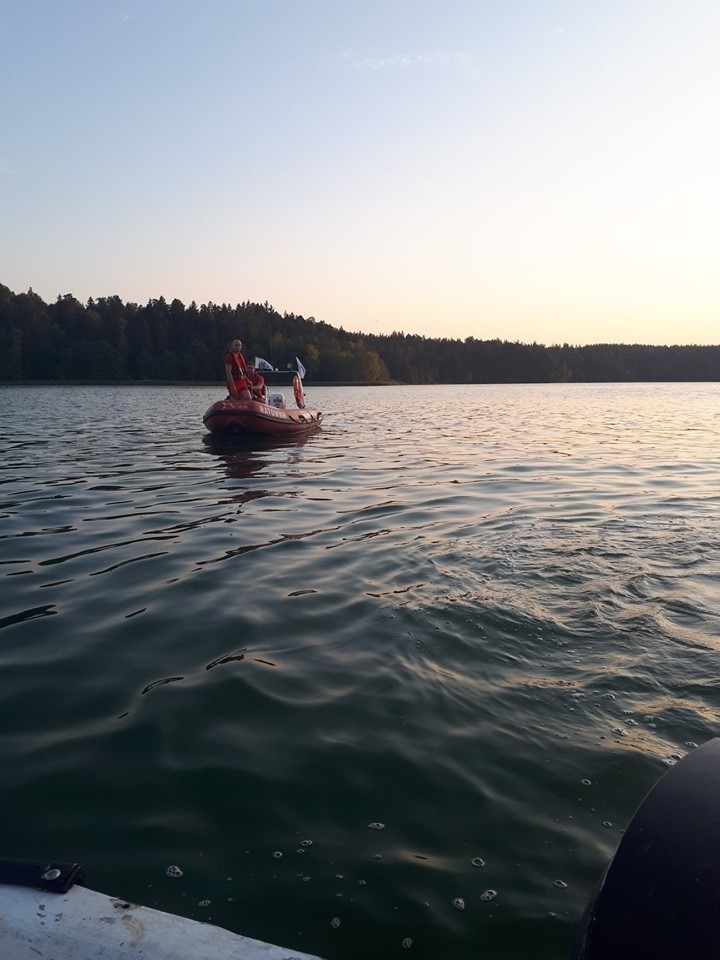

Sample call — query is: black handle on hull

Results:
[0,858,85,893]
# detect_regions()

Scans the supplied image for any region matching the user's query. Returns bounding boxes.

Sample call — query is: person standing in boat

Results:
[224,339,251,400]
[245,359,267,402]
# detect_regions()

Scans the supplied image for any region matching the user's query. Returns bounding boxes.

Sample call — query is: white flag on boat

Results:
[295,357,307,379]
[255,356,274,371]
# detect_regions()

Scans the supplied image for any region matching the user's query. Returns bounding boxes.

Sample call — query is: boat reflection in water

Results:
[201,430,315,482]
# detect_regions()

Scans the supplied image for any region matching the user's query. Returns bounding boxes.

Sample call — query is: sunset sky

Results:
[2,0,718,346]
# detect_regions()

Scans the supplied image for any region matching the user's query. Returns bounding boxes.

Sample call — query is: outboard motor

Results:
[268,392,286,409]
[573,738,720,960]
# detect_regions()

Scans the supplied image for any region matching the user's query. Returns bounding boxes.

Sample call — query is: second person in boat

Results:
[246,359,267,402]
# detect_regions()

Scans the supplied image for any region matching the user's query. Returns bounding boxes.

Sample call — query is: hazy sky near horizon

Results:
[2,0,718,346]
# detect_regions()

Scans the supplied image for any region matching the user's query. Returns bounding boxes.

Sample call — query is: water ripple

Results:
[1,383,719,960]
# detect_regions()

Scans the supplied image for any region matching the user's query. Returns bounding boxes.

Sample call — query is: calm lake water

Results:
[1,382,719,959]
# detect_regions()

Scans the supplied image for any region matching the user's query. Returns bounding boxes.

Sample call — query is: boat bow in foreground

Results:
[0,867,326,960]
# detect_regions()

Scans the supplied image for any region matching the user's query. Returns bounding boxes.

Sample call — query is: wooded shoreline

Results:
[3,284,719,384]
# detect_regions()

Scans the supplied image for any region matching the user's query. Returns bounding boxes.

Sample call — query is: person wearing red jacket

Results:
[245,359,267,402]
[224,339,250,399]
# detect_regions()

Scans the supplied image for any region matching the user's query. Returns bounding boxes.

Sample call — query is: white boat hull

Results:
[0,882,326,960]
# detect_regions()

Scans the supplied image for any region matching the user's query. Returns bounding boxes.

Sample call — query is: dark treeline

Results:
[1,283,719,384]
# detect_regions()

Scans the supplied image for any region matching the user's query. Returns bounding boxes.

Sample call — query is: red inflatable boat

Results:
[203,374,322,436]
[203,397,322,435]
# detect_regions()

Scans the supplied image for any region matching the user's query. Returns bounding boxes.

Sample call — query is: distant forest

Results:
[1,283,719,384]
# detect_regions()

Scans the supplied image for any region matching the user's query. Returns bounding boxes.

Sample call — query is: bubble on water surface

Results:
[603,821,613,828]
[165,865,183,878]
[198,899,211,907]
[580,779,591,786]
[480,890,497,902]
[368,822,385,830]
[402,938,413,948]
[373,854,382,860]
[602,693,616,700]
[471,857,485,868]
[452,898,465,910]
[331,917,341,929]
[612,727,629,737]
[554,880,567,889]
[301,839,313,846]
[686,741,698,748]
[273,851,282,859]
